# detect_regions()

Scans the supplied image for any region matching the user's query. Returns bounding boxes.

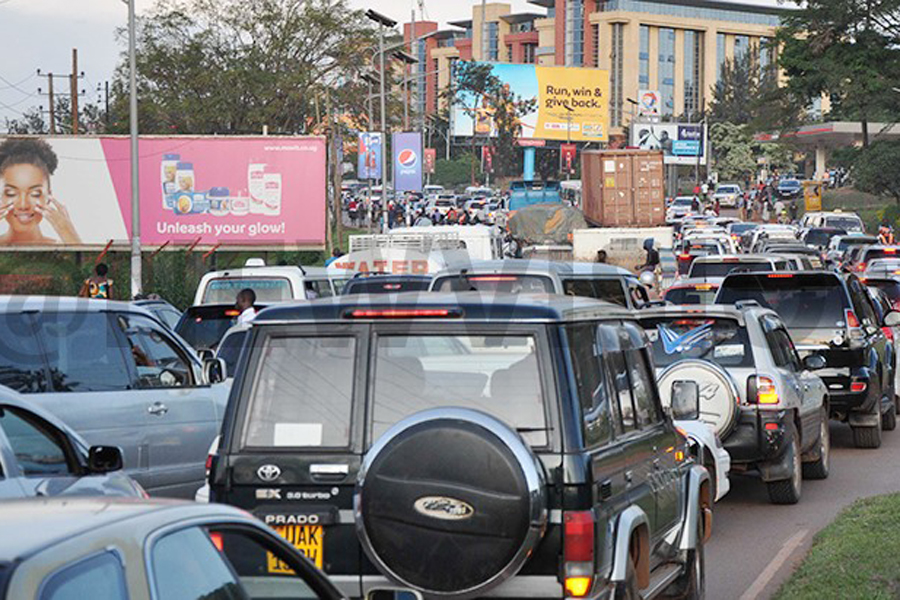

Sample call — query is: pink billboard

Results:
[0,136,326,249]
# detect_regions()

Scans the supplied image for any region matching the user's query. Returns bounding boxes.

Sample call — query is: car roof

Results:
[0,498,250,561]
[432,260,632,278]
[691,254,776,264]
[200,266,307,279]
[0,385,89,451]
[0,296,155,316]
[253,291,634,324]
[667,277,725,287]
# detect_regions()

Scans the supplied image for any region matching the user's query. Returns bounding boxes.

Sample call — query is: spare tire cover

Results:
[356,408,547,598]
[658,359,739,437]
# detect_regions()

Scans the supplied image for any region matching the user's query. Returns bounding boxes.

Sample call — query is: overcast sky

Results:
[0,0,786,128]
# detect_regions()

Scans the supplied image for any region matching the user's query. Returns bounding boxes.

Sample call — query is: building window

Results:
[507,44,513,62]
[658,27,675,117]
[523,44,536,64]
[432,59,439,112]
[638,25,650,86]
[759,36,773,71]
[485,21,500,61]
[734,35,749,62]
[716,33,726,78]
[591,24,600,67]
[565,0,585,66]
[683,30,703,117]
[600,0,781,26]
[610,23,624,127]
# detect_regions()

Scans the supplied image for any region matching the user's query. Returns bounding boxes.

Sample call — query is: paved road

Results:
[707,420,900,599]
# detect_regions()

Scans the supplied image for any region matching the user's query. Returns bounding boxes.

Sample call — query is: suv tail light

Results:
[883,326,894,341]
[845,309,865,342]
[748,376,779,405]
[563,511,595,597]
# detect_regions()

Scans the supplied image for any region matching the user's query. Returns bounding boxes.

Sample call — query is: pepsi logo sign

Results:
[397,149,418,168]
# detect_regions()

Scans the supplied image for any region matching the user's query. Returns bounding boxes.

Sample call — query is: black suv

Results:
[717,271,898,448]
[210,293,712,599]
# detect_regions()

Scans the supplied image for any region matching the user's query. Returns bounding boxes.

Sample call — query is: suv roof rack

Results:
[735,299,761,310]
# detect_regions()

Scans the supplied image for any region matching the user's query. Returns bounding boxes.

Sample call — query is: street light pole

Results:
[125,0,141,298]
[366,9,397,233]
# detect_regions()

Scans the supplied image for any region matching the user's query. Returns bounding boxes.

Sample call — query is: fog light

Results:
[764,422,780,431]
[565,577,592,597]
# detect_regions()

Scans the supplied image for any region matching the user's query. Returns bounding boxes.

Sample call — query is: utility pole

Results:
[127,0,142,298]
[71,48,79,134]
[47,75,55,135]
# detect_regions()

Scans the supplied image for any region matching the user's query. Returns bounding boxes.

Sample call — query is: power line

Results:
[0,73,37,96]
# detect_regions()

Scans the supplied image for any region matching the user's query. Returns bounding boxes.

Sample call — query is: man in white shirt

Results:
[235,288,257,325]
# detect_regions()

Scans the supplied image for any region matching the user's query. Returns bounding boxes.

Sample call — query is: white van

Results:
[193,259,337,305]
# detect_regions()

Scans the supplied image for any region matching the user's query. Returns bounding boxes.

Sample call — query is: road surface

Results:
[707,420,900,599]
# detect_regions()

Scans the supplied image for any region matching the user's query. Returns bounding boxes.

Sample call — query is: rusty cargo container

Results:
[581,149,665,227]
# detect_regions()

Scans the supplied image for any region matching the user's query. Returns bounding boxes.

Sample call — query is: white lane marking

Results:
[738,529,809,600]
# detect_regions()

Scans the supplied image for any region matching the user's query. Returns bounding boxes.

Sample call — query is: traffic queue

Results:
[2,202,900,600]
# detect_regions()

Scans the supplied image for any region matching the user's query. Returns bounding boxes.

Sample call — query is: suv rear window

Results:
[865,279,900,302]
[561,278,627,306]
[372,335,547,446]
[344,278,431,295]
[642,317,753,368]
[433,275,554,294]
[717,274,849,329]
[805,229,844,247]
[176,307,243,350]
[203,278,292,303]
[689,261,772,278]
[243,336,356,448]
[664,285,718,305]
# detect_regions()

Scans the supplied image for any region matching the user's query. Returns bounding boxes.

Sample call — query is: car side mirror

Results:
[203,357,228,384]
[803,354,827,371]
[885,311,900,328]
[670,381,700,420]
[197,348,215,362]
[88,445,124,473]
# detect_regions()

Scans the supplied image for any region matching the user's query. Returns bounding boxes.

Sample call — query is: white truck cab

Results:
[193,259,337,305]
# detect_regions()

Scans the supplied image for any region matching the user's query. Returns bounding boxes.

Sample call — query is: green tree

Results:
[433,155,477,189]
[107,0,379,135]
[441,61,501,184]
[853,140,900,204]
[489,84,536,178]
[778,0,900,146]
[709,122,756,182]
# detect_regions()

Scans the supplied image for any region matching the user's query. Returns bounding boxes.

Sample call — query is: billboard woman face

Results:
[2,161,48,237]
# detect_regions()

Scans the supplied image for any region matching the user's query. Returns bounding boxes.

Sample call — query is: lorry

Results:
[581,149,666,227]
[508,180,562,212]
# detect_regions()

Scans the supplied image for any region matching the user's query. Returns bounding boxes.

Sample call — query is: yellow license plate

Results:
[268,525,324,572]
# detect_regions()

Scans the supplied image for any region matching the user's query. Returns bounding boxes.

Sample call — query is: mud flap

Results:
[758,445,795,482]
[849,411,880,428]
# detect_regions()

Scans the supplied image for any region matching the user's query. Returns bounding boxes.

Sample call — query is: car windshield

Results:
[805,229,845,247]
[673,198,695,206]
[717,274,848,329]
[372,334,547,446]
[175,308,241,350]
[664,286,719,305]
[689,261,772,278]
[730,223,757,234]
[826,217,863,231]
[561,278,627,306]
[864,248,900,263]
[838,238,877,251]
[780,180,801,189]
[718,186,739,194]
[202,278,292,303]
[433,274,554,293]
[642,317,753,368]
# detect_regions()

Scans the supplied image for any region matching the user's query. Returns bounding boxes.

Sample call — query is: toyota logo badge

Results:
[257,464,282,482]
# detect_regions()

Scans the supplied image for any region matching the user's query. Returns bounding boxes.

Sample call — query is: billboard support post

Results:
[378,24,389,233]
[127,0,142,298]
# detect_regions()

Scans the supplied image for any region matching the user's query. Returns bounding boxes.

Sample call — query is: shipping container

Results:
[581,149,665,227]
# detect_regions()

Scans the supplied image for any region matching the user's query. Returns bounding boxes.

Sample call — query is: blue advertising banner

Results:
[357,132,383,180]
[392,132,423,192]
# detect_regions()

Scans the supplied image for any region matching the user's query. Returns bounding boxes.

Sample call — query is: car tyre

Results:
[766,425,802,505]
[615,557,642,600]
[802,410,830,480]
[703,449,717,502]
[883,403,897,432]
[660,508,705,600]
[852,407,883,449]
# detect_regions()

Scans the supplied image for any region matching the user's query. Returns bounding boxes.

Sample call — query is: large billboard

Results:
[630,123,707,166]
[452,63,609,143]
[0,136,326,249]
[392,132,423,192]
[357,132,383,180]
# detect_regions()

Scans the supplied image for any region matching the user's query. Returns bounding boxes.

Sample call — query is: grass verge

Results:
[774,493,900,600]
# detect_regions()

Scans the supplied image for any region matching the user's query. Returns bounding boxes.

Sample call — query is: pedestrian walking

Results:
[79,263,113,299]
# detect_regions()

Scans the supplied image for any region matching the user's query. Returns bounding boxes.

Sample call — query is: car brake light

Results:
[756,376,779,404]
[851,380,867,393]
[764,422,780,431]
[856,263,866,271]
[845,309,860,329]
[468,276,518,282]
[883,327,894,341]
[564,511,595,597]
[209,532,224,551]
[679,254,692,260]
[767,273,793,278]
[346,308,460,319]
[886,248,897,254]
[224,309,240,317]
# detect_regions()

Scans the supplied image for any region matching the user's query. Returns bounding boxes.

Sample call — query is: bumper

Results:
[818,366,875,415]
[724,408,792,469]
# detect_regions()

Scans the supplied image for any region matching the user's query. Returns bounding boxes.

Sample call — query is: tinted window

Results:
[805,229,844,247]
[217,330,248,377]
[689,261,773,278]
[567,324,611,448]
[41,552,128,600]
[35,313,132,392]
[865,279,900,302]
[117,314,193,388]
[664,286,719,305]
[372,335,548,446]
[244,336,355,448]
[176,308,240,351]
[433,274,554,293]
[562,278,627,306]
[152,527,241,600]
[717,275,849,329]
[155,308,182,330]
[344,278,432,295]
[863,248,900,263]
[626,349,661,427]
[643,317,753,369]
[848,278,879,327]
[0,313,46,393]
[203,278,293,303]
[730,223,757,235]
[0,407,70,476]
[825,216,863,231]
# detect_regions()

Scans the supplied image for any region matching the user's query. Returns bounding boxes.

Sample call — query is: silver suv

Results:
[637,303,830,504]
